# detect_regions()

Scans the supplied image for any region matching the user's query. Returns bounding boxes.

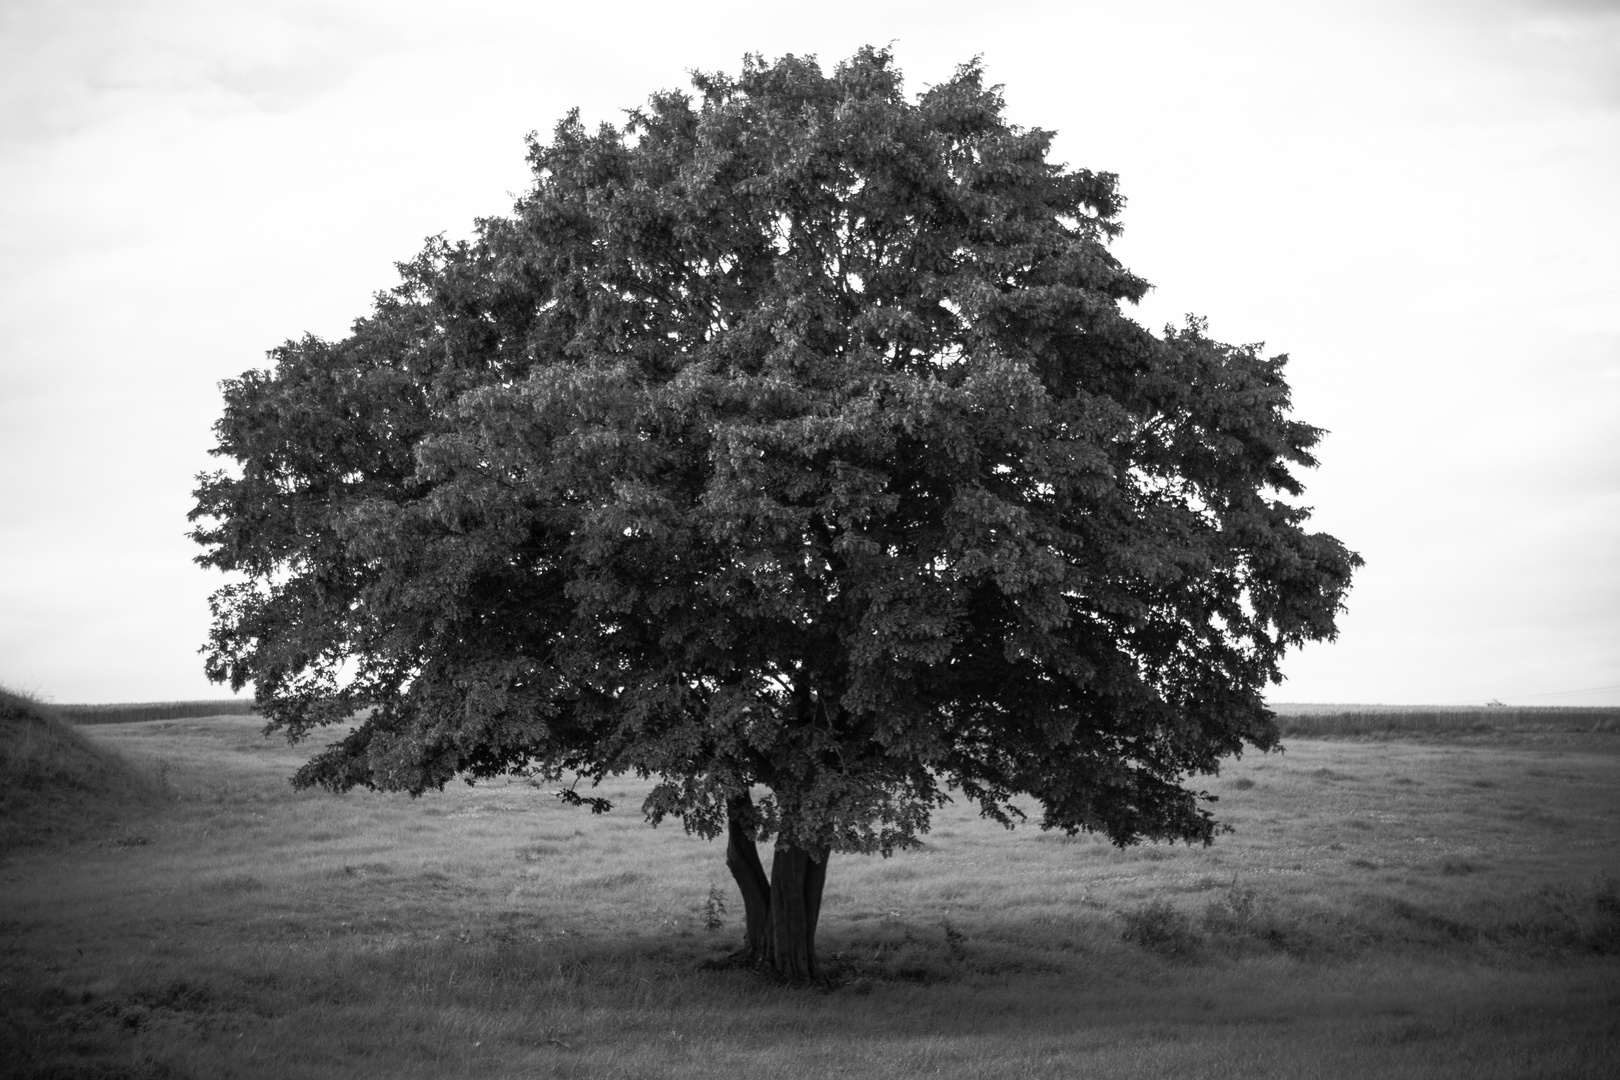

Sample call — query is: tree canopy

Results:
[191,47,1360,981]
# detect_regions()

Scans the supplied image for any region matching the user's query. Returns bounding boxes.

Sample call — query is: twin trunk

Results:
[724,794,829,983]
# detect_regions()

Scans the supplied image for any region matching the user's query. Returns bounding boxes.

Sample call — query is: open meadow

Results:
[2,703,1618,1079]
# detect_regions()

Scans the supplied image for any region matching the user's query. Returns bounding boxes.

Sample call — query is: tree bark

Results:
[766,840,830,982]
[718,792,830,983]
[723,793,772,964]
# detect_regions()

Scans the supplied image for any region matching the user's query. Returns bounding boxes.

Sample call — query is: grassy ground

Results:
[2,713,1617,1078]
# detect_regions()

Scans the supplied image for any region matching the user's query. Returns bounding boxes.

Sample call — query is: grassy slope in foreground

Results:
[1,714,1616,1079]
[0,687,160,857]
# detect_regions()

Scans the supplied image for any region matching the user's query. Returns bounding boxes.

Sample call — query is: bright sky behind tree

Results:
[1,0,1615,705]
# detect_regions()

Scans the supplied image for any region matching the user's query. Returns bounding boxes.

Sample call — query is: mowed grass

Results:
[2,716,1617,1079]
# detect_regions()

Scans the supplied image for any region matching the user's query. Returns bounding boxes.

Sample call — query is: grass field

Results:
[2,706,1617,1078]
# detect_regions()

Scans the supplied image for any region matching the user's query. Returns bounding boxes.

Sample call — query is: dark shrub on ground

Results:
[1119,899,1203,960]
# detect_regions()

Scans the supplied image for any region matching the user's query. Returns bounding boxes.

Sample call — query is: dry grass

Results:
[2,712,1617,1078]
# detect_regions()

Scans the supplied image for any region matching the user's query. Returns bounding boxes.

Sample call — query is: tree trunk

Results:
[719,793,831,983]
[766,840,830,983]
[723,793,772,964]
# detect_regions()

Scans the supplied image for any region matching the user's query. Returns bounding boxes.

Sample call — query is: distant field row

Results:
[53,700,258,724]
[49,699,1620,736]
[1271,705,1620,737]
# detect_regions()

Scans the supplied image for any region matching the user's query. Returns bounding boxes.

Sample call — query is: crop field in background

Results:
[53,700,259,725]
[1269,705,1620,738]
[2,711,1618,1078]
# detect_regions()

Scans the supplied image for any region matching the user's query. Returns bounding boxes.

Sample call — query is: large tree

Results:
[191,48,1359,982]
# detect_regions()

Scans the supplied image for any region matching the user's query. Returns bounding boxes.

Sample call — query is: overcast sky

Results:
[1,0,1615,706]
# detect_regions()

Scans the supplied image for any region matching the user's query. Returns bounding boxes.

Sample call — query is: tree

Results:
[190,48,1360,983]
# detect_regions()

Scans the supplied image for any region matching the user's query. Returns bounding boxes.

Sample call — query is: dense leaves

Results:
[192,48,1358,978]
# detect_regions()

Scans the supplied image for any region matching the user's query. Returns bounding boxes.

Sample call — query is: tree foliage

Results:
[191,48,1359,980]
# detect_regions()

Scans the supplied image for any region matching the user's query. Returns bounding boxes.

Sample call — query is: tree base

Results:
[698,944,847,988]
[720,795,832,984]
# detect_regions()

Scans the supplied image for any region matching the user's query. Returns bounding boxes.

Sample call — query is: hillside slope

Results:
[0,687,159,856]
